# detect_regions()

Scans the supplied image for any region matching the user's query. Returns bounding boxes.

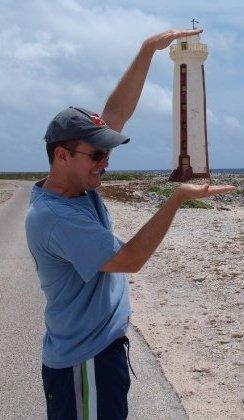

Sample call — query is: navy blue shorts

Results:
[42,336,132,420]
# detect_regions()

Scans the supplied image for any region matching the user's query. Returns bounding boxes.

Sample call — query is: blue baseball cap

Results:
[44,106,130,149]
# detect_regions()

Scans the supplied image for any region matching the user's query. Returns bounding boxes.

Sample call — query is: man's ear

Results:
[54,147,70,166]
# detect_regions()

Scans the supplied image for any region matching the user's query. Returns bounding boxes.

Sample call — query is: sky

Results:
[0,0,243,171]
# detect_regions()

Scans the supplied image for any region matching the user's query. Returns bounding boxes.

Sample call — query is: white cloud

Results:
[207,108,219,125]
[0,2,170,113]
[140,81,172,115]
[29,2,170,67]
[223,115,242,130]
[76,0,244,16]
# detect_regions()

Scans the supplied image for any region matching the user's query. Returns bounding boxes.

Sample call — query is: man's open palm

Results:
[178,183,236,201]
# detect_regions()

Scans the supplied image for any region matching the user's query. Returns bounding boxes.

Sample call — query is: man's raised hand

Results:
[144,28,203,53]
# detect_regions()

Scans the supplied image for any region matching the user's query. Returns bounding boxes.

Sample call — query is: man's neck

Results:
[42,176,85,198]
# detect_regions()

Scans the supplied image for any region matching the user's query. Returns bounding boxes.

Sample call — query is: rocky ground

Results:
[0,182,18,204]
[99,173,244,419]
[99,172,244,211]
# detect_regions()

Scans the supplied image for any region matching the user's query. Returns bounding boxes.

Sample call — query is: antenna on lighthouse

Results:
[191,18,199,29]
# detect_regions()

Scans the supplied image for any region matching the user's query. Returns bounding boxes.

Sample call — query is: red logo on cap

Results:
[91,114,106,127]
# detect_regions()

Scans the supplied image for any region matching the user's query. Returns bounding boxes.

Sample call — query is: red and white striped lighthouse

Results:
[169,33,210,182]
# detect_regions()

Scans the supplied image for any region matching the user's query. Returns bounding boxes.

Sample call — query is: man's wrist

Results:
[141,39,156,58]
[171,189,186,206]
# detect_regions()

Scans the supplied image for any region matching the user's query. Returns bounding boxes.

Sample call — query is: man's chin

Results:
[86,177,102,191]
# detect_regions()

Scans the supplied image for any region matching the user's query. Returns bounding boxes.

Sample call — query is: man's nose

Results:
[103,159,109,168]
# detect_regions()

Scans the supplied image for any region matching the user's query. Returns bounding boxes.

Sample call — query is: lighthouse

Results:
[169,31,210,182]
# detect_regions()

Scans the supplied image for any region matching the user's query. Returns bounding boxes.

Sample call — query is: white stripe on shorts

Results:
[86,358,97,420]
[73,358,97,420]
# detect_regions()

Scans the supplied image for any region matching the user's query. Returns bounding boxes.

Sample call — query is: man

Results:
[25,29,235,420]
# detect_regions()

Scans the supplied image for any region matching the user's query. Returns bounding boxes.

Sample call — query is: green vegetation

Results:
[0,171,157,182]
[102,171,155,181]
[235,188,244,196]
[0,172,48,180]
[146,185,174,197]
[181,199,213,209]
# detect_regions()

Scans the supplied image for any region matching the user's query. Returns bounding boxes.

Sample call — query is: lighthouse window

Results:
[181,85,186,92]
[182,157,189,165]
[182,104,187,110]
[181,42,188,50]
[181,65,187,73]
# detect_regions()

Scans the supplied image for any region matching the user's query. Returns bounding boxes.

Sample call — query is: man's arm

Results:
[102,28,203,132]
[101,184,236,273]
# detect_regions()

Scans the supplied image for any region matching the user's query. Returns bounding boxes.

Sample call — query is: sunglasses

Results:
[63,147,110,162]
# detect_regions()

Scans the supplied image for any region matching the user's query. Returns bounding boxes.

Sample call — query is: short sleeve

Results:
[49,214,122,282]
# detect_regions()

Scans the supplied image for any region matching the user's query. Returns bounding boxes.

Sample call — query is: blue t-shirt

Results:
[25,180,131,368]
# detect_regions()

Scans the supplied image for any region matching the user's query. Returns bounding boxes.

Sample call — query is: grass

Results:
[181,199,214,209]
[235,188,244,196]
[146,185,173,197]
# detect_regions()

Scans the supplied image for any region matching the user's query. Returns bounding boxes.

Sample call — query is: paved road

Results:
[0,181,188,419]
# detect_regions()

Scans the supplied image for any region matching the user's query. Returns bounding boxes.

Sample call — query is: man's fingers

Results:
[174,28,203,39]
[205,185,236,196]
[150,28,204,52]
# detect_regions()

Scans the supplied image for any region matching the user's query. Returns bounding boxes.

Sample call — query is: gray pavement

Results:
[0,182,188,419]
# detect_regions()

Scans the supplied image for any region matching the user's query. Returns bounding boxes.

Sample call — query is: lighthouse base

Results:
[169,167,210,182]
[169,166,193,182]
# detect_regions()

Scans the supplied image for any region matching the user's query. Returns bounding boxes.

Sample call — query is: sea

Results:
[108,168,244,175]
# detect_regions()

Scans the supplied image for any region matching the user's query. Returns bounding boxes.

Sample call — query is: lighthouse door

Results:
[180,155,190,171]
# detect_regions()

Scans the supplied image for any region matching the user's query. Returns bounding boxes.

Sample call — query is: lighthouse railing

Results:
[170,43,208,53]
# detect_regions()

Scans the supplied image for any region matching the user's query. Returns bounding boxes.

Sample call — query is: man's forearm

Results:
[101,29,204,131]
[102,191,183,273]
[102,41,154,131]
[121,192,183,272]
[101,182,235,274]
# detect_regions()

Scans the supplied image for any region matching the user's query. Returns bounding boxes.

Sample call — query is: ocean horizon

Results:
[108,168,244,174]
